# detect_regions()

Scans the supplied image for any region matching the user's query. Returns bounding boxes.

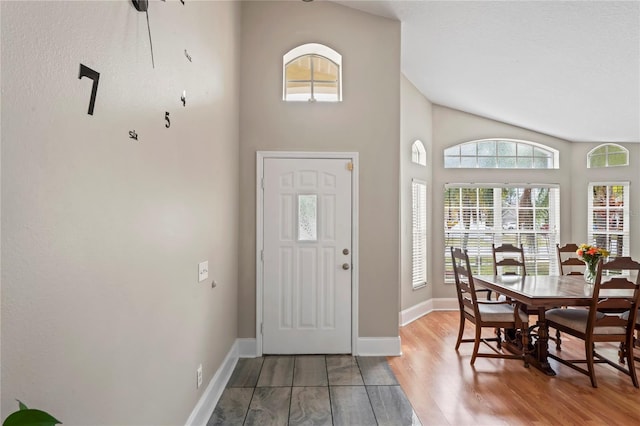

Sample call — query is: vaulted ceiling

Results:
[332,0,640,143]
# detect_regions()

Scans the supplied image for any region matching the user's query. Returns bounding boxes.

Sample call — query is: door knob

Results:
[343,248,350,255]
[342,263,350,270]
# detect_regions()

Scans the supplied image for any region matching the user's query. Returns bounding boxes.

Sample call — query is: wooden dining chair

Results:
[545,257,640,388]
[556,243,584,276]
[482,243,527,302]
[492,243,527,276]
[450,247,530,366]
[552,243,585,349]
[620,309,640,363]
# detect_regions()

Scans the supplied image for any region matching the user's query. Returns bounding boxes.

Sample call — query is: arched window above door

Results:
[283,43,342,102]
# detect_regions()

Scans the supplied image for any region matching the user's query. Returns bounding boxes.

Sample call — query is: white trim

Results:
[587,143,629,168]
[411,179,427,289]
[356,337,402,356]
[282,43,343,102]
[399,298,459,326]
[411,140,427,166]
[587,181,630,257]
[256,151,359,356]
[185,341,239,426]
[444,138,559,169]
[399,299,432,326]
[445,182,560,189]
[283,43,342,64]
[431,298,459,311]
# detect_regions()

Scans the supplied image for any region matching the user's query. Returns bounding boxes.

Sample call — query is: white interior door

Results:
[262,157,352,354]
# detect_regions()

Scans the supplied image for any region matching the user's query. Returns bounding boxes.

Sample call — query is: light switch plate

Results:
[198,261,208,282]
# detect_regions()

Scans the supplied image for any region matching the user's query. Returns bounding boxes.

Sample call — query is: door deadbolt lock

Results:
[343,248,350,255]
[342,263,350,270]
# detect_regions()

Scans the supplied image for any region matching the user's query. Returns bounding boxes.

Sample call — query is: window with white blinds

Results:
[588,183,630,257]
[444,184,560,282]
[412,180,427,288]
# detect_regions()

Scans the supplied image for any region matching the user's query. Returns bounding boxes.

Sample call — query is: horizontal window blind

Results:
[444,184,560,282]
[412,180,427,288]
[588,182,630,257]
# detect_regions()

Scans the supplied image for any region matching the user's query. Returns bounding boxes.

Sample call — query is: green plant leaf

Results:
[16,400,28,411]
[2,409,61,426]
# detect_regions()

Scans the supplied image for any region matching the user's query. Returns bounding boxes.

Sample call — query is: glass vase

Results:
[584,262,597,284]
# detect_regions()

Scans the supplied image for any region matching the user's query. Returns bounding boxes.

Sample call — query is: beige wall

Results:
[238,1,401,339]
[569,143,639,260]
[400,76,433,310]
[1,1,240,423]
[431,105,574,298]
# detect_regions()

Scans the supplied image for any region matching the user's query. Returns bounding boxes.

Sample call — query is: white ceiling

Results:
[331,0,640,143]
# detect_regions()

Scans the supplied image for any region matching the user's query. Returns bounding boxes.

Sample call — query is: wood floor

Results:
[387,311,640,426]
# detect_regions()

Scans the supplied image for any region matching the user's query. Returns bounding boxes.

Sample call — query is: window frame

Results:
[283,43,342,102]
[587,182,630,257]
[411,140,426,166]
[587,144,629,168]
[444,183,560,282]
[443,138,559,169]
[412,179,428,289]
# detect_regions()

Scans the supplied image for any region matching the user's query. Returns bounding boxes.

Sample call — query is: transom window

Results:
[283,43,342,102]
[587,144,629,168]
[444,139,558,169]
[588,182,630,257]
[411,140,426,166]
[444,184,560,282]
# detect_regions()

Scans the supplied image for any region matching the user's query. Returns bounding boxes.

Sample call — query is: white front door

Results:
[262,157,353,354]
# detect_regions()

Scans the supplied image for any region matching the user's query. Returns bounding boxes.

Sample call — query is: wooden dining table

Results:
[473,274,594,376]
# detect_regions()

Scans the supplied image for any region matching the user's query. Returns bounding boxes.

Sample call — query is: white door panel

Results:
[262,158,352,354]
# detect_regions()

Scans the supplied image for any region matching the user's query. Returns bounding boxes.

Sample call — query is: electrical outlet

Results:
[197,364,203,389]
[198,261,208,282]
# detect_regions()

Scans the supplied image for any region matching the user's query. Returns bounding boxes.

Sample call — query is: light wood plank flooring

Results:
[387,311,640,426]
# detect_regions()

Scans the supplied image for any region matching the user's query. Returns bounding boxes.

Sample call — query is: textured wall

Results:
[238,1,401,339]
[1,1,240,423]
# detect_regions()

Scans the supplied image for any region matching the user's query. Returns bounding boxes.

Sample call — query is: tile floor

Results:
[207,355,421,426]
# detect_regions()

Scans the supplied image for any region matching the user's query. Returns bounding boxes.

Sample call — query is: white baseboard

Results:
[184,304,461,425]
[356,337,402,356]
[185,340,239,426]
[184,333,403,425]
[399,299,433,326]
[400,298,458,327]
[431,298,458,311]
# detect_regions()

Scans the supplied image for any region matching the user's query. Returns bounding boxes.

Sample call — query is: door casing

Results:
[256,151,359,356]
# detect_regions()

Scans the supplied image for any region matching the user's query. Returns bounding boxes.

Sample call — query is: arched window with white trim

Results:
[444,139,558,169]
[283,43,342,102]
[411,140,426,166]
[587,144,629,168]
